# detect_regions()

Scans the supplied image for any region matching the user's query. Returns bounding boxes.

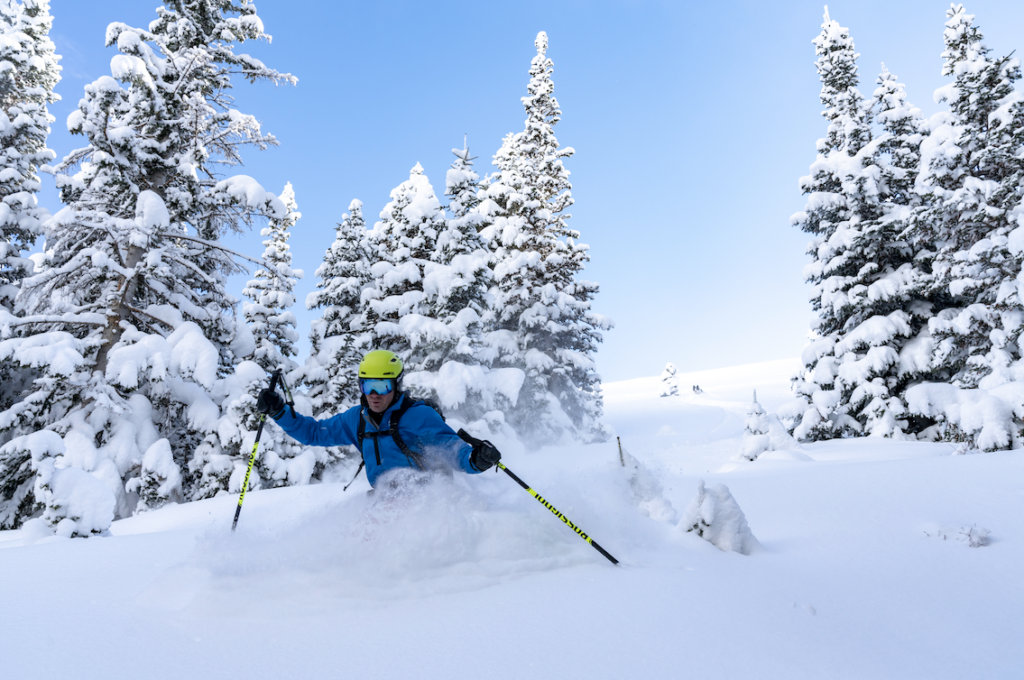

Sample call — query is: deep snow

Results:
[1,358,1022,679]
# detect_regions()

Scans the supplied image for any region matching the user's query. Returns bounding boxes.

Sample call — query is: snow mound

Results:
[678,480,760,555]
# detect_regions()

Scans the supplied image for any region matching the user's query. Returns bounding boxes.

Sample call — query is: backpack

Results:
[344,396,445,490]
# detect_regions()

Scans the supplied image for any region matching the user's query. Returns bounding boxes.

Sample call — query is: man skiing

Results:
[256,350,501,487]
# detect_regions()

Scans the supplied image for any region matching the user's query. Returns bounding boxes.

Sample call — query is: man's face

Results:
[367,389,394,414]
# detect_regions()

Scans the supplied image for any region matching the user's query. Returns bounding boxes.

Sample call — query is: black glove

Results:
[469,440,501,472]
[256,388,285,418]
[470,440,501,472]
[457,428,502,472]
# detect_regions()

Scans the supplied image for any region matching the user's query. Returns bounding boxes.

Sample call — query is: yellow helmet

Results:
[358,350,404,379]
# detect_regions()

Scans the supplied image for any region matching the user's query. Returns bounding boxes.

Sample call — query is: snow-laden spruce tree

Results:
[392,145,515,425]
[418,145,490,367]
[0,0,294,529]
[231,181,311,492]
[915,5,1024,391]
[242,181,302,375]
[436,143,491,343]
[303,198,371,416]
[363,163,449,369]
[790,8,874,440]
[902,5,1024,450]
[481,32,612,445]
[0,0,60,430]
[0,0,59,313]
[789,9,932,441]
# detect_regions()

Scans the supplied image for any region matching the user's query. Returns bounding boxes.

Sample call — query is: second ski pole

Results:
[231,369,281,531]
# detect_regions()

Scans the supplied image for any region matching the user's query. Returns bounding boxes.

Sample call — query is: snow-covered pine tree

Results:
[915,5,1024,393]
[235,181,311,489]
[660,363,678,397]
[481,32,612,445]
[243,181,302,375]
[363,163,449,371]
[304,198,371,416]
[431,143,490,365]
[0,0,59,313]
[446,141,491,236]
[835,64,938,438]
[797,63,935,440]
[0,0,294,529]
[790,9,885,441]
[901,5,1024,450]
[0,0,60,426]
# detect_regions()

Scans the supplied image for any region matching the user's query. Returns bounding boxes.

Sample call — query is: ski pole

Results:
[496,461,619,566]
[231,369,281,531]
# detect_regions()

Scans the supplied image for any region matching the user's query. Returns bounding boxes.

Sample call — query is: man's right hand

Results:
[256,389,285,418]
[469,439,501,472]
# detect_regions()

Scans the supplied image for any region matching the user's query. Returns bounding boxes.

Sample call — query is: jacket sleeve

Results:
[403,405,481,475]
[273,405,360,448]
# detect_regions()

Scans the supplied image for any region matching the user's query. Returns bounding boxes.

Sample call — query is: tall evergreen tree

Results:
[0,0,60,435]
[304,198,371,415]
[363,163,449,371]
[483,32,611,445]
[897,4,1024,450]
[791,8,881,440]
[242,181,302,375]
[0,0,59,313]
[433,143,490,365]
[915,4,1024,393]
[0,0,294,529]
[836,64,934,438]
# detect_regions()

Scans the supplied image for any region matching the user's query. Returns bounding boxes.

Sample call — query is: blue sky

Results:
[37,0,1024,383]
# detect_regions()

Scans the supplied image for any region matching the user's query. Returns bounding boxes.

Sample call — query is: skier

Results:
[256,350,501,488]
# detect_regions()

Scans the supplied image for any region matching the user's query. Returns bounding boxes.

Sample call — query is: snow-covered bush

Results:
[619,445,676,523]
[125,439,182,513]
[678,480,760,555]
[19,430,115,537]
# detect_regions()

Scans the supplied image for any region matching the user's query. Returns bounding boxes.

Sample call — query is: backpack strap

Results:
[388,397,425,470]
[354,396,427,471]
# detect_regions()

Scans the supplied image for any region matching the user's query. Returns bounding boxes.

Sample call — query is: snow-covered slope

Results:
[2,359,1021,679]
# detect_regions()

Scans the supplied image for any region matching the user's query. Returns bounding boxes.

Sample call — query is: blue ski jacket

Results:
[273,394,481,487]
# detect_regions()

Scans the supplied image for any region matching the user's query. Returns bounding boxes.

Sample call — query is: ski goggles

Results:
[359,378,395,396]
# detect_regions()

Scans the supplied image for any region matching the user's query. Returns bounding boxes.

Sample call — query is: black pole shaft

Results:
[497,463,619,565]
[231,370,280,531]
